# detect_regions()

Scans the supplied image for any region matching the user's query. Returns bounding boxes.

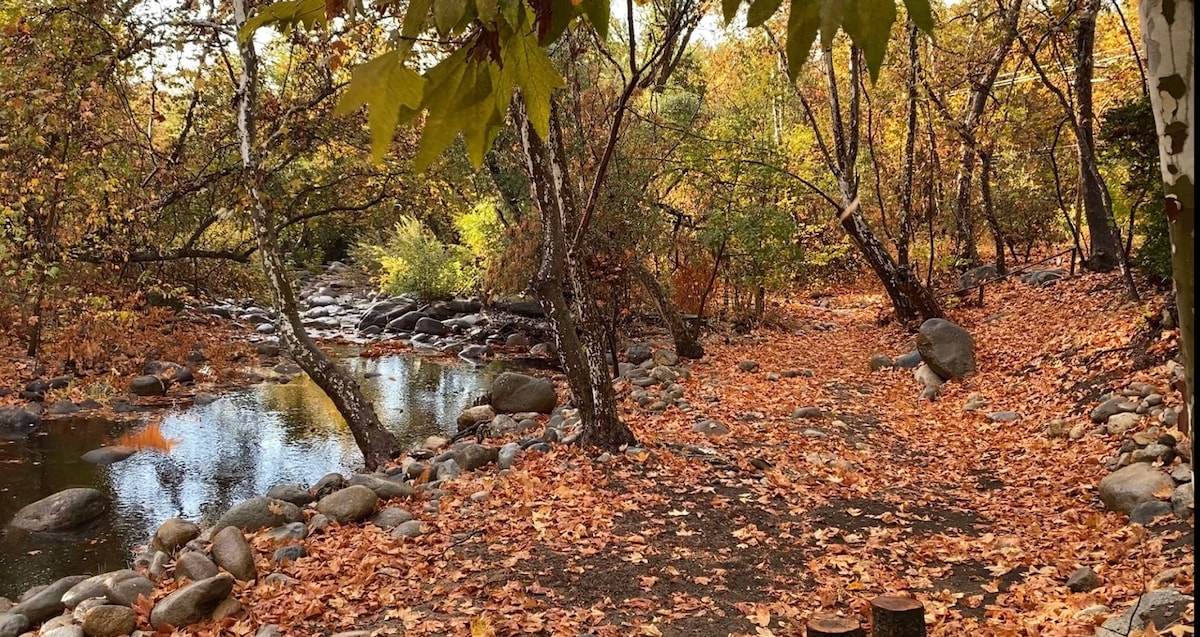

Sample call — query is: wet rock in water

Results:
[152,517,201,554]
[1096,589,1192,637]
[10,488,106,532]
[129,375,168,396]
[414,317,448,336]
[916,318,976,379]
[9,575,88,624]
[149,573,235,630]
[1098,463,1174,514]
[174,552,219,582]
[212,496,303,532]
[80,445,137,465]
[316,485,379,523]
[81,604,137,637]
[490,372,557,414]
[211,526,257,582]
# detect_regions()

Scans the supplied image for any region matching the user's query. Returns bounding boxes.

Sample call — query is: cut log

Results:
[807,616,865,636]
[870,595,925,637]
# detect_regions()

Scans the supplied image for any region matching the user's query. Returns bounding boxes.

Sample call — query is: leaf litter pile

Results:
[151,273,1193,636]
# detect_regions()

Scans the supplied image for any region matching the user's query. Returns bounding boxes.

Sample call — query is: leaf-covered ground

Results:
[134,273,1194,636]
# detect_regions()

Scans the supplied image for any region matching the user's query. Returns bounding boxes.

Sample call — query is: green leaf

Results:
[394,0,434,60]
[817,0,845,50]
[543,0,577,44]
[433,0,469,33]
[841,0,896,80]
[413,49,497,169]
[477,0,498,25]
[903,0,933,32]
[239,0,325,40]
[501,18,565,139]
[580,0,610,39]
[337,50,426,161]
[785,0,820,79]
[722,0,742,23]
[746,0,783,27]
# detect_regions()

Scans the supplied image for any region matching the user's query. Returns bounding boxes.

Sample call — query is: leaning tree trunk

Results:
[1074,0,1123,272]
[232,0,398,470]
[632,262,704,359]
[515,98,636,450]
[1139,0,1194,451]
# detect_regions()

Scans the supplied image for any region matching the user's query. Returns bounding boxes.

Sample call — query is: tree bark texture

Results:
[979,151,1006,275]
[1140,0,1194,449]
[515,98,637,451]
[824,48,942,325]
[869,596,926,637]
[1074,0,1123,271]
[232,0,398,470]
[631,262,704,359]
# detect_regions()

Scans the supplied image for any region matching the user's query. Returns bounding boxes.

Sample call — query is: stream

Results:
[0,350,510,598]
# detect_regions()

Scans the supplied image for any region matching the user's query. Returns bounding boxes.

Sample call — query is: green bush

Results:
[351,216,478,301]
[1133,201,1172,284]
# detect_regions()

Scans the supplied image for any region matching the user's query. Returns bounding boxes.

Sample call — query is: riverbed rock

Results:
[80,446,137,465]
[149,573,234,629]
[129,375,167,397]
[316,485,378,523]
[490,372,557,414]
[916,318,976,379]
[0,613,29,637]
[389,311,426,332]
[1098,463,1175,514]
[348,474,415,500]
[1172,482,1193,518]
[455,444,498,472]
[102,572,151,608]
[371,507,414,530]
[1092,397,1138,423]
[1096,589,1192,637]
[11,488,106,532]
[152,518,201,554]
[174,552,219,582]
[1106,412,1141,436]
[414,317,448,336]
[9,575,88,624]
[212,497,302,531]
[264,484,314,507]
[457,405,496,430]
[81,604,136,637]
[272,545,307,564]
[211,526,257,582]
[0,406,40,437]
[62,570,138,609]
[498,442,521,470]
[625,343,652,365]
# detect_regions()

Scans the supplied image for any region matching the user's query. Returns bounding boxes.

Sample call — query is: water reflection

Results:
[0,353,504,598]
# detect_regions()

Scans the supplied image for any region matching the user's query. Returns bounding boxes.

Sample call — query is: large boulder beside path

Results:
[10,488,106,532]
[490,372,557,414]
[916,318,976,379]
[1098,463,1175,514]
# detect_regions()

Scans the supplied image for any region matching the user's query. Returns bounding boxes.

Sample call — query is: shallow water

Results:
[0,352,507,598]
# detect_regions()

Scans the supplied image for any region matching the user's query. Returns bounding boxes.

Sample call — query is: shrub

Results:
[351,216,477,301]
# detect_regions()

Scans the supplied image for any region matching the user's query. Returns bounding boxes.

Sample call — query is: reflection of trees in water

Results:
[259,376,349,440]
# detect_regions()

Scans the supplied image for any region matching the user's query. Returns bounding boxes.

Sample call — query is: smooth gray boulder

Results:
[413,317,448,336]
[151,517,201,554]
[455,444,498,472]
[211,526,257,582]
[457,405,496,430]
[212,497,302,531]
[9,575,88,624]
[347,474,415,500]
[0,614,29,637]
[61,570,137,609]
[0,406,40,437]
[1096,589,1192,636]
[916,318,976,379]
[868,354,894,372]
[103,572,152,607]
[316,485,378,523]
[80,446,137,465]
[10,488,106,532]
[175,551,220,582]
[490,372,557,414]
[1093,397,1139,423]
[149,573,234,629]
[371,508,414,530]
[959,265,999,289]
[129,375,167,396]
[264,484,314,506]
[1098,463,1175,514]
[81,604,137,637]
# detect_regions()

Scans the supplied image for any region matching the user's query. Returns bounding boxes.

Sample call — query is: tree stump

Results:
[869,595,925,637]
[807,616,865,636]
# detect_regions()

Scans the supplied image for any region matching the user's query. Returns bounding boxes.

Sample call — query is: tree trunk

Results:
[869,596,926,637]
[808,617,866,636]
[231,0,398,470]
[824,47,942,325]
[897,23,920,269]
[979,151,1006,275]
[1074,0,1123,271]
[631,262,704,358]
[515,98,637,450]
[1139,0,1194,450]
